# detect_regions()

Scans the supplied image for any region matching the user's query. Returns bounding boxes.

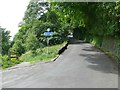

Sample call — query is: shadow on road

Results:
[68,37,118,74]
[80,53,118,74]
[82,46,100,52]
[68,37,86,44]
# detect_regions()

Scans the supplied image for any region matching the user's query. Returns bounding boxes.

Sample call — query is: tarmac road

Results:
[2,40,118,88]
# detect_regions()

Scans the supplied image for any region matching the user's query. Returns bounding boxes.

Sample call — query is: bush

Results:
[2,54,21,69]
[2,55,9,69]
[91,35,103,47]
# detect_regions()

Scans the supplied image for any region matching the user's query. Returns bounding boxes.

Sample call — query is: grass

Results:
[20,42,67,64]
[1,42,67,69]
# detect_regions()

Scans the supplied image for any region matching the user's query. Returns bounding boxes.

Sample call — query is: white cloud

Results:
[0,0,30,40]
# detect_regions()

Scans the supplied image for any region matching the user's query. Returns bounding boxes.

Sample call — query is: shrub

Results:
[2,55,9,69]
[2,54,21,69]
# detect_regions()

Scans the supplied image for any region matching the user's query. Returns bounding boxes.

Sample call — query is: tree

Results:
[25,32,40,52]
[0,26,11,55]
[22,1,49,24]
[12,1,68,56]
[50,2,119,41]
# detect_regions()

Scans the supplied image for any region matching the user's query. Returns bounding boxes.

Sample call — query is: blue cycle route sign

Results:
[44,31,53,37]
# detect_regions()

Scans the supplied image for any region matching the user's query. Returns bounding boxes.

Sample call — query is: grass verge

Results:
[20,42,67,64]
[2,42,67,69]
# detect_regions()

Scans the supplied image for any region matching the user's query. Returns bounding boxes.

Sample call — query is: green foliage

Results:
[0,26,11,55]
[20,42,67,63]
[91,35,103,47]
[25,32,40,51]
[0,54,2,68]
[51,2,119,36]
[73,26,86,40]
[1,54,21,69]
[0,30,2,55]
[12,1,68,56]
[22,1,49,23]
[50,2,120,61]
[1,55,9,69]
[11,39,25,56]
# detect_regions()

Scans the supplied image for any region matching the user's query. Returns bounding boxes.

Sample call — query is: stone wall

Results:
[101,36,120,60]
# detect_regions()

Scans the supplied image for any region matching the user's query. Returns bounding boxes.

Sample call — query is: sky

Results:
[0,0,30,40]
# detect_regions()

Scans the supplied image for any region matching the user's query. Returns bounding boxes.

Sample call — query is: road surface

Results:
[2,40,118,88]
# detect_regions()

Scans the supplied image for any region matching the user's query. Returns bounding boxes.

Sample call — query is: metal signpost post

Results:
[44,28,53,55]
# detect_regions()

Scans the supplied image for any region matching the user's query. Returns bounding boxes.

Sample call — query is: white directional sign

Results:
[47,28,50,32]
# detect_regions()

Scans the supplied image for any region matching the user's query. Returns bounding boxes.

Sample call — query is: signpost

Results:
[44,28,53,54]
